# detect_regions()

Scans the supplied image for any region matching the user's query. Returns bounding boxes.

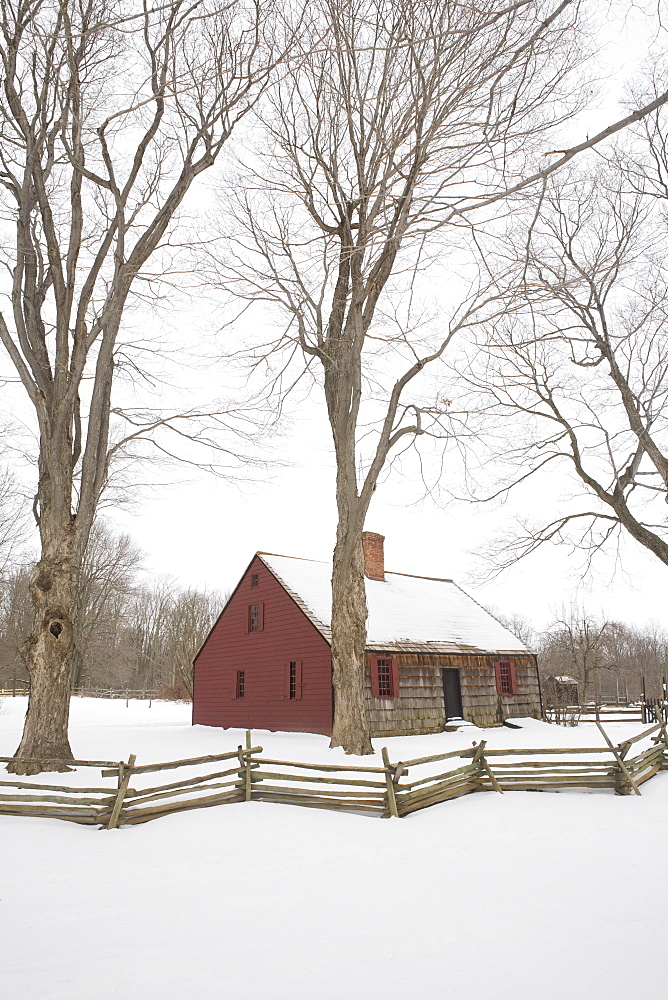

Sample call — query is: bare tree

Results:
[123,579,219,695]
[0,520,219,695]
[541,603,611,703]
[462,167,668,574]
[71,520,144,688]
[0,521,142,691]
[0,0,284,773]
[601,619,668,700]
[485,606,537,649]
[160,587,220,697]
[127,577,176,692]
[208,0,620,753]
[0,467,27,580]
[0,465,30,690]
[0,565,32,690]
[538,607,668,704]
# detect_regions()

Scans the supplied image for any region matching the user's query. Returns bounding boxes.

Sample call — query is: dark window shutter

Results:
[284,662,291,700]
[370,655,380,697]
[390,657,399,698]
[295,660,303,700]
[494,660,503,695]
[259,602,265,631]
[509,660,517,694]
[231,669,238,700]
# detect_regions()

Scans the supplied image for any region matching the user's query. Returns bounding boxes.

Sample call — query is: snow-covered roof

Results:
[258,552,529,656]
[551,675,578,684]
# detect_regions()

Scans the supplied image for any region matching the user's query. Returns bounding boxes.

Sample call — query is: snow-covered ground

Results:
[1,697,666,1000]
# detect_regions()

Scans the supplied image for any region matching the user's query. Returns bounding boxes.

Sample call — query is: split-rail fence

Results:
[1,721,667,828]
[545,700,668,725]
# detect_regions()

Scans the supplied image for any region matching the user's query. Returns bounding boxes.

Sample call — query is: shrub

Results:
[156,683,192,703]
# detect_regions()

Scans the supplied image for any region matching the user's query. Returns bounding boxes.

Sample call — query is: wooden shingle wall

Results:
[366,662,444,737]
[458,653,541,727]
[365,652,541,735]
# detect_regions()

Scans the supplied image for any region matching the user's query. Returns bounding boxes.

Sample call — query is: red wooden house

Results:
[192,533,542,736]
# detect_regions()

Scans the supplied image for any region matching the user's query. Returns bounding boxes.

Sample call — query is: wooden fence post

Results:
[237,732,253,801]
[107,754,136,829]
[472,740,504,793]
[641,675,648,724]
[595,716,641,796]
[237,744,245,796]
[381,747,401,818]
[652,722,668,764]
[481,760,504,793]
[245,730,253,801]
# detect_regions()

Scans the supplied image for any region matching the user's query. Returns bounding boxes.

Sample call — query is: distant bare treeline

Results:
[0,522,223,699]
[488,606,668,707]
[539,611,668,705]
[3,522,665,708]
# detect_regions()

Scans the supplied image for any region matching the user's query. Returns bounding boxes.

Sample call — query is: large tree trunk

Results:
[328,452,374,755]
[6,524,78,775]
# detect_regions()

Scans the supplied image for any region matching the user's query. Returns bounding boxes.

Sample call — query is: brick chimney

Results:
[362,532,385,582]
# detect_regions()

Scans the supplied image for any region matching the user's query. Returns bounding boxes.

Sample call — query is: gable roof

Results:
[257,551,529,656]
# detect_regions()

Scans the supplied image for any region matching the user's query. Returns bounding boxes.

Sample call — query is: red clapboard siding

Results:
[193,555,333,735]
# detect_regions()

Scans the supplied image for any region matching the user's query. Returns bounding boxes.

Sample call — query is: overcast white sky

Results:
[3,1,667,635]
[108,393,667,633]
[107,4,667,632]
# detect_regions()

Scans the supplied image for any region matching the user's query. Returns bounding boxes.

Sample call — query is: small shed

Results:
[193,533,542,736]
[546,675,579,706]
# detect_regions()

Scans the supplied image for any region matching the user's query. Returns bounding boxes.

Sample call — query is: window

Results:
[370,656,399,698]
[495,660,517,696]
[377,659,392,696]
[284,660,302,700]
[236,671,245,699]
[248,602,264,632]
[250,573,259,588]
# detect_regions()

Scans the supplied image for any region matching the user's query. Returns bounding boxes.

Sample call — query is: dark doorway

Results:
[442,668,463,721]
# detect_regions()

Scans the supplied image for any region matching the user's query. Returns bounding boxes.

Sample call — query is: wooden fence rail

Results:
[1,722,667,827]
[545,701,668,725]
[0,686,159,700]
